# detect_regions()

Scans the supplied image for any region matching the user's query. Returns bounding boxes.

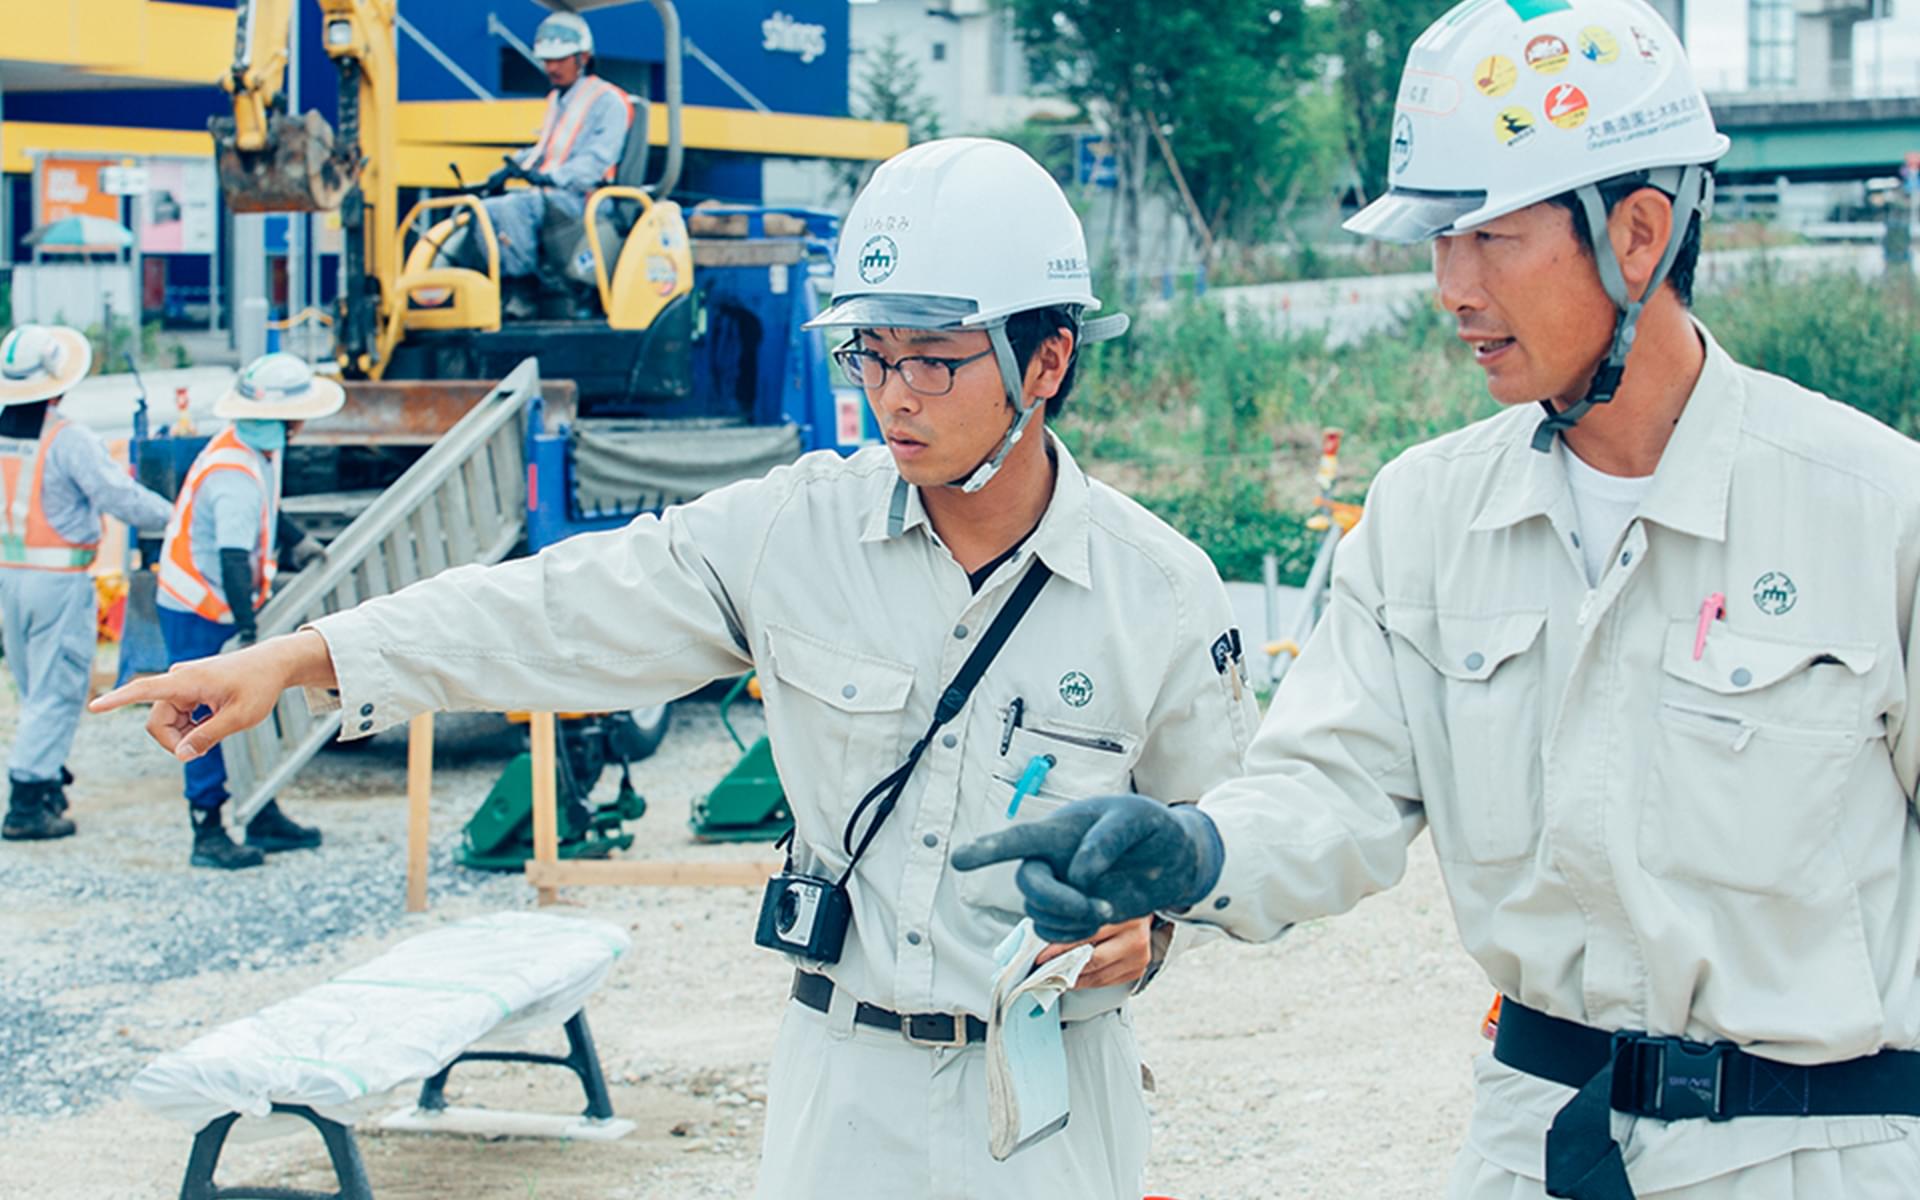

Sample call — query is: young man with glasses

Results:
[93,136,1257,1199]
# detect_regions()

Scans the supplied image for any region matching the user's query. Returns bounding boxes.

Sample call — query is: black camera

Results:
[754,871,853,963]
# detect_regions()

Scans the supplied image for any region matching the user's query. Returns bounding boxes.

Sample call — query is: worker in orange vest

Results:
[156,353,337,869]
[479,10,633,295]
[0,324,173,841]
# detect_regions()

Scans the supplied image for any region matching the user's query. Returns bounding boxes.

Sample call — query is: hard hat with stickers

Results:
[1347,0,1732,452]
[1346,0,1728,245]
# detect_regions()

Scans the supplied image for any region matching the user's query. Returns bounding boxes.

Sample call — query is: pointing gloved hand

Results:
[952,794,1225,944]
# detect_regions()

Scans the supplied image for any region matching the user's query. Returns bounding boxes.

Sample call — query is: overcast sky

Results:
[1686,0,1920,93]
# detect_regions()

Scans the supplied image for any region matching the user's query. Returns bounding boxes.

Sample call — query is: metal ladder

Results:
[224,358,543,823]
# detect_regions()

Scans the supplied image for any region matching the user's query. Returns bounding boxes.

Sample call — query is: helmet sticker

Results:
[1391,114,1416,174]
[1475,55,1518,97]
[1545,84,1590,129]
[1525,34,1570,74]
[1506,0,1573,18]
[1585,94,1704,152]
[1495,106,1538,146]
[858,235,899,285]
[1630,25,1662,64]
[1579,26,1620,65]
[1398,71,1462,115]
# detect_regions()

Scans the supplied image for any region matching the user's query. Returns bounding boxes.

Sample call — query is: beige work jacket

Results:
[310,433,1257,1020]
[1187,326,1920,1189]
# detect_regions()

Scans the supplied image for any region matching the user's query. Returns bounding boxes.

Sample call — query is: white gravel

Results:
[0,682,1490,1198]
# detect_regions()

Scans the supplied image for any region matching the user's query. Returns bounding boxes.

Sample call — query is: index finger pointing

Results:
[950,821,1081,874]
[90,675,178,714]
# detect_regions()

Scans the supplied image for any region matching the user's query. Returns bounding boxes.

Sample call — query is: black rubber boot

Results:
[3,779,75,841]
[245,799,322,853]
[190,806,265,870]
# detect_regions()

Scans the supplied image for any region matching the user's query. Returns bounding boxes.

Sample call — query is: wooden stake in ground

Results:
[405,713,434,912]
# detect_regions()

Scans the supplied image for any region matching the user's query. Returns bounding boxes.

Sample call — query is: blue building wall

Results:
[8,1,850,130]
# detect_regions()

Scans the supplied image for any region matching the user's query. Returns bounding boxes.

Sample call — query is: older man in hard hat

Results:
[959,2,1920,1198]
[155,353,337,870]
[481,10,634,294]
[0,325,173,841]
[94,137,1257,1198]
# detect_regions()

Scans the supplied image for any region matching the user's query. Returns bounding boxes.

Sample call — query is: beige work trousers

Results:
[755,993,1149,1200]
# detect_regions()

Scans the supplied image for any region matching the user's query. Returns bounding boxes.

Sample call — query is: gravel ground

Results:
[0,679,1490,1199]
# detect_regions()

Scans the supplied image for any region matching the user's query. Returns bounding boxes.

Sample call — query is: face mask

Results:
[234,419,286,454]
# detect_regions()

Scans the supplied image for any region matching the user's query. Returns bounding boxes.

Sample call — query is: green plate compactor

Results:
[458,712,656,871]
[688,674,793,842]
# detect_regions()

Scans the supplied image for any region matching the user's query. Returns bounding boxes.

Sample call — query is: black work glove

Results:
[218,548,259,646]
[951,794,1226,944]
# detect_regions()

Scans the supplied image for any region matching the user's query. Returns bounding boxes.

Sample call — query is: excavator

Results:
[126,0,845,854]
[210,0,700,409]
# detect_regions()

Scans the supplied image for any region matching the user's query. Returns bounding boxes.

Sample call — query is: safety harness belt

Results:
[1493,997,1920,1199]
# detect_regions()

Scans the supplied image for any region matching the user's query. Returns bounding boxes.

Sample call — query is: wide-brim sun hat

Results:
[212,352,347,421]
[0,325,92,406]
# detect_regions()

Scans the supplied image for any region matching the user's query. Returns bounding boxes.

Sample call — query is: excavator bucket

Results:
[210,110,356,214]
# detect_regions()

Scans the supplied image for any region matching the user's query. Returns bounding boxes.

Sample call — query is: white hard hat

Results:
[808,137,1124,342]
[533,12,593,61]
[1346,0,1729,244]
[213,353,346,422]
[807,137,1127,495]
[0,325,91,406]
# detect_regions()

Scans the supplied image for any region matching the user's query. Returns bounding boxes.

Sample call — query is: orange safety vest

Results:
[156,426,277,623]
[528,75,634,182]
[0,417,100,572]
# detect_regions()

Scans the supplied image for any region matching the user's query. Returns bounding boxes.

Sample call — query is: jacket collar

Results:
[861,428,1093,588]
[1470,319,1741,543]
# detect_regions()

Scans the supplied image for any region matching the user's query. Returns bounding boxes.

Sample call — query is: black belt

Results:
[1492,997,1920,1200]
[791,971,986,1048]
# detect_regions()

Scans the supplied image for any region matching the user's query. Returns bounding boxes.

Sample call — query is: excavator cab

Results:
[383,103,696,403]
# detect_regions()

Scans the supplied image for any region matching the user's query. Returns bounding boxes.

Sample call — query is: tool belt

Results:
[792,971,987,1049]
[1492,997,1920,1200]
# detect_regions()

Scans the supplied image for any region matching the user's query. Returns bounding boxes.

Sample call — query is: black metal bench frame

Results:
[176,1011,615,1200]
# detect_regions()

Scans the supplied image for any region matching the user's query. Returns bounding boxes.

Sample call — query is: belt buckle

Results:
[1613,1032,1729,1122]
[903,1012,968,1049]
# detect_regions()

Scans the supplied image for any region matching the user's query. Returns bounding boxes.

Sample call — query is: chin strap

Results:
[1530,164,1710,453]
[947,322,1042,494]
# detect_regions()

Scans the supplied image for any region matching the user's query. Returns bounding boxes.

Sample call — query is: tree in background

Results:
[1000,1,1328,280]
[1324,0,1457,203]
[851,33,943,144]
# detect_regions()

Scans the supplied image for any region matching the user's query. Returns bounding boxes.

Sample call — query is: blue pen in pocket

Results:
[1007,754,1057,818]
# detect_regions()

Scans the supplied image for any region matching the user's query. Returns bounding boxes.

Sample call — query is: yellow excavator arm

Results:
[221,0,294,154]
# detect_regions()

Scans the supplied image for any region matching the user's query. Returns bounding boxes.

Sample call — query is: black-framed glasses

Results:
[831,341,994,397]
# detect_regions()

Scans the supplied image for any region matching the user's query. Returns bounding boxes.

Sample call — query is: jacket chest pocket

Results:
[956,722,1137,918]
[1388,608,1548,866]
[764,623,916,875]
[1640,620,1877,901]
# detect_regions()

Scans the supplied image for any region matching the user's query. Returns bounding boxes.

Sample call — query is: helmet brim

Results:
[1344,189,1487,245]
[804,293,980,332]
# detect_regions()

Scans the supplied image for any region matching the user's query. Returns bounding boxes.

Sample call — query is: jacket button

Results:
[1212,895,1231,910]
[923,833,939,848]
[1620,550,1633,567]
[1465,652,1485,672]
[1731,667,1752,687]
[906,931,923,946]
[359,703,374,717]
[953,625,968,640]
[1570,531,1581,548]
[941,733,957,749]
[358,720,373,733]
[841,684,857,700]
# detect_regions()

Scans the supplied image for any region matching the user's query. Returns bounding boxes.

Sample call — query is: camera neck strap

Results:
[831,559,1055,885]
